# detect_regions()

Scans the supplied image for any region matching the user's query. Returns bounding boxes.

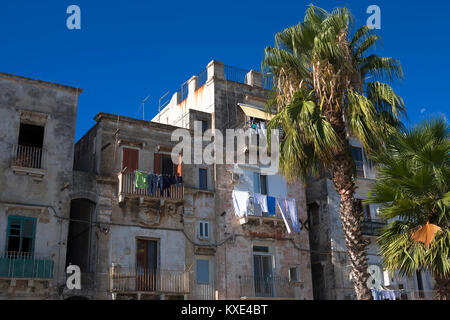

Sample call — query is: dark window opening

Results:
[201,120,208,134]
[289,267,298,281]
[253,245,269,253]
[350,146,364,177]
[260,174,268,195]
[199,168,207,190]
[14,124,45,168]
[161,155,174,176]
[18,123,44,148]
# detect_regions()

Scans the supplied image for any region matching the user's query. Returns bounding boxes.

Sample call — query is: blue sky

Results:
[0,1,448,140]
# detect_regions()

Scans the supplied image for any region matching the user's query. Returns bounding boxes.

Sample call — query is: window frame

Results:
[199,168,208,190]
[197,220,210,240]
[6,216,37,256]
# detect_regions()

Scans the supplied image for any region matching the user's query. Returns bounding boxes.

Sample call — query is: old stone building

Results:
[306,137,436,300]
[0,72,82,299]
[68,112,215,300]
[152,60,314,300]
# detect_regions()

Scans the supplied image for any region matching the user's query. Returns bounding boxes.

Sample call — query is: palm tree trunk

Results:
[328,109,373,300]
[434,274,450,300]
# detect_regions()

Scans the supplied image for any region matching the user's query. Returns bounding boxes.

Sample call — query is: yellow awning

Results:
[238,103,274,121]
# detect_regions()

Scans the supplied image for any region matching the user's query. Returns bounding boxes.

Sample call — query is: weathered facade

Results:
[306,137,436,300]
[0,72,81,299]
[153,60,314,300]
[68,113,215,300]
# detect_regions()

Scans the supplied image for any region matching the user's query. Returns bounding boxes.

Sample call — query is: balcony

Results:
[110,266,189,295]
[0,252,54,279]
[239,196,284,226]
[361,219,386,236]
[194,282,216,300]
[238,275,296,299]
[10,144,47,180]
[117,172,184,203]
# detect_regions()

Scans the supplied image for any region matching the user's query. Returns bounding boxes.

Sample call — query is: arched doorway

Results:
[66,198,96,273]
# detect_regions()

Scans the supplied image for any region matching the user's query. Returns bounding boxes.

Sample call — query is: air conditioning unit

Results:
[231,173,242,184]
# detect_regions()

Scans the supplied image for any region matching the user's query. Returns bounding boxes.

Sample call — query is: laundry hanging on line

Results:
[134,170,183,197]
[232,190,301,233]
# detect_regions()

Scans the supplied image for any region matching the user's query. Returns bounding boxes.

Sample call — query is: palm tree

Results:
[262,5,405,299]
[366,118,450,300]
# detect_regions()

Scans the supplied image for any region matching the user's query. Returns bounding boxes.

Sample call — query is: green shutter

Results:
[5,216,37,255]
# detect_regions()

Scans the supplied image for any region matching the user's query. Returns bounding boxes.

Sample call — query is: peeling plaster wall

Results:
[152,60,314,300]
[0,74,80,299]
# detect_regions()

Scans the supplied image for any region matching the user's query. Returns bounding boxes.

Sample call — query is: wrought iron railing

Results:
[110,266,189,294]
[118,172,184,200]
[194,282,215,300]
[0,251,54,279]
[224,65,248,84]
[197,68,208,88]
[239,275,295,298]
[11,144,46,169]
[177,82,189,104]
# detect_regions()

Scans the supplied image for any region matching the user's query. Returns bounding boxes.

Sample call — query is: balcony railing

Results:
[239,275,295,299]
[0,252,54,279]
[110,266,189,294]
[361,219,386,236]
[11,144,46,169]
[247,195,283,220]
[118,172,184,201]
[194,282,216,300]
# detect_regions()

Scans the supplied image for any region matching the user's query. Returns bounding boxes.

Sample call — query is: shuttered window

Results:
[6,216,37,255]
[122,148,139,173]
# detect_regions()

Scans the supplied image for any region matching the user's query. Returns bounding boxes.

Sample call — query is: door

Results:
[253,255,273,297]
[122,148,139,173]
[136,239,158,291]
[195,257,214,300]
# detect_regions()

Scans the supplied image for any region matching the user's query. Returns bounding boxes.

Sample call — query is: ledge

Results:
[11,166,46,182]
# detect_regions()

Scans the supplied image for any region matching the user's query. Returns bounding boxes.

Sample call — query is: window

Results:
[201,120,208,134]
[154,153,181,176]
[252,244,273,297]
[253,245,270,253]
[14,123,45,169]
[289,266,299,282]
[6,216,36,257]
[122,147,139,173]
[18,123,44,148]
[253,172,268,195]
[350,146,364,177]
[199,168,207,190]
[161,155,174,175]
[197,221,210,239]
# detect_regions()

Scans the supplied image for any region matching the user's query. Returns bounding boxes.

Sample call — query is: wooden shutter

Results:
[154,153,162,174]
[122,148,139,173]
